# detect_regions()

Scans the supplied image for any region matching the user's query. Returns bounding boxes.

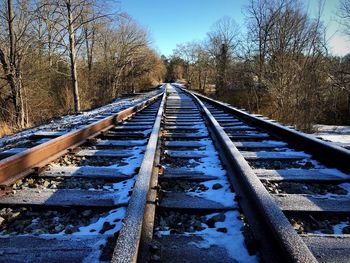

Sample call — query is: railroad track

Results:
[0,84,349,262]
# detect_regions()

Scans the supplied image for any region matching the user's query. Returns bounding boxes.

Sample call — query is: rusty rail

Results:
[0,90,164,186]
[112,89,167,263]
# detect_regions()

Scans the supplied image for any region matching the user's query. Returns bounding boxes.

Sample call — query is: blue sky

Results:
[120,0,350,57]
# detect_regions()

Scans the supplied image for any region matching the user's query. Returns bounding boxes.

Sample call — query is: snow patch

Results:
[74,207,126,236]
[190,211,257,263]
[333,221,349,235]
[186,179,236,208]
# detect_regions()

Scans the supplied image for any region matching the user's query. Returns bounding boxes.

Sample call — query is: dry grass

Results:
[0,122,15,138]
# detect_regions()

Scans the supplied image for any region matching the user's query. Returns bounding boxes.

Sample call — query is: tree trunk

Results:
[5,0,24,127]
[216,43,229,97]
[84,26,94,72]
[67,1,80,113]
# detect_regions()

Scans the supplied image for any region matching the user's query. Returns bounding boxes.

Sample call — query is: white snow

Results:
[74,207,126,236]
[314,125,350,134]
[261,140,288,146]
[312,124,350,148]
[109,147,145,175]
[111,179,135,203]
[188,139,226,178]
[339,183,350,197]
[193,211,258,262]
[186,179,236,208]
[155,211,258,262]
[333,221,349,235]
[82,238,108,263]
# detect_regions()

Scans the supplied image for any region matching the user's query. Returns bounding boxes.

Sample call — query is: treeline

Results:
[0,0,165,135]
[164,0,350,131]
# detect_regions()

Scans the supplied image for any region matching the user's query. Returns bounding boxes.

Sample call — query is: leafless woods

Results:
[165,0,350,131]
[0,0,165,133]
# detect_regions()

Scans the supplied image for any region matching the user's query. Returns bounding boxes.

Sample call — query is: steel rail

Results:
[0,90,165,186]
[185,88,350,173]
[183,88,318,263]
[111,89,167,263]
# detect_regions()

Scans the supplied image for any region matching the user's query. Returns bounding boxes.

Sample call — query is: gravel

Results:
[248,160,315,169]
[160,181,208,192]
[50,154,127,167]
[289,214,350,234]
[154,210,228,235]
[0,207,110,235]
[162,156,200,169]
[11,177,115,191]
[263,181,348,195]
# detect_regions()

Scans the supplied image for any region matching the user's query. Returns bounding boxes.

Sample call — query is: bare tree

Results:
[173,42,197,86]
[338,0,350,37]
[249,0,327,130]
[207,17,240,96]
[43,0,112,112]
[0,0,39,127]
[108,15,150,95]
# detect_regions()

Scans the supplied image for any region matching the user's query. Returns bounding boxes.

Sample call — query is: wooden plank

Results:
[233,141,287,148]
[165,112,199,115]
[122,121,154,125]
[162,133,208,139]
[0,235,108,263]
[96,139,146,147]
[241,151,307,160]
[0,148,28,159]
[112,125,153,130]
[132,116,156,120]
[211,114,232,117]
[164,141,206,148]
[164,168,206,175]
[160,174,218,181]
[220,121,246,126]
[254,169,350,182]
[165,150,207,158]
[75,149,135,157]
[228,133,270,139]
[156,235,235,263]
[0,188,128,207]
[164,121,203,125]
[273,194,350,212]
[224,126,257,131]
[160,192,236,210]
[34,138,51,145]
[165,117,202,120]
[164,126,200,130]
[302,234,350,263]
[41,166,132,179]
[134,113,155,116]
[217,119,244,123]
[100,132,148,139]
[32,131,66,138]
[213,116,238,120]
[166,107,196,110]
